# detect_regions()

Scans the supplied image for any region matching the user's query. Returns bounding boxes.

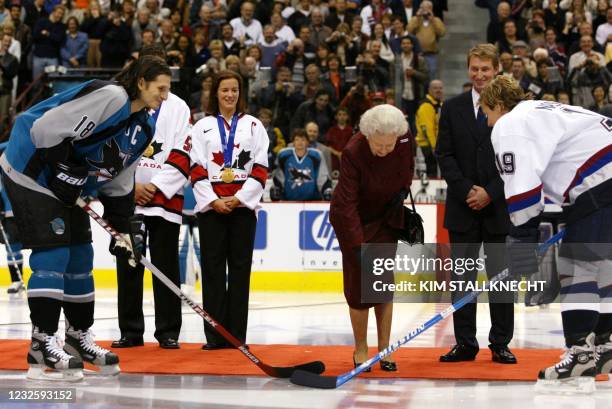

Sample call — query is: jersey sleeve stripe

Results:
[166,149,190,178]
[563,145,612,200]
[190,164,208,185]
[507,184,543,212]
[249,163,268,188]
[144,191,184,215]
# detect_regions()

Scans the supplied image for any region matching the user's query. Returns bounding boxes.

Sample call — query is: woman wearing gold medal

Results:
[189,71,270,349]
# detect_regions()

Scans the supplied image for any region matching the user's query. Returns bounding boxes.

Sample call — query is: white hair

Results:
[359,104,408,139]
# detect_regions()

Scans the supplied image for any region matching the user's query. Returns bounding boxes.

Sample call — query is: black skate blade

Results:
[262,361,325,378]
[290,370,338,389]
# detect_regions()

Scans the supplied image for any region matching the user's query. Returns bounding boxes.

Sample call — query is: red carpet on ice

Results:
[0,340,609,382]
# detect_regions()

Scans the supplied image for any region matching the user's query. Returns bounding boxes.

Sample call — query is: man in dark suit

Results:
[435,44,516,364]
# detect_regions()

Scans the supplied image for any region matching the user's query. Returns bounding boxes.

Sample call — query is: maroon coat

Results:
[330,132,414,309]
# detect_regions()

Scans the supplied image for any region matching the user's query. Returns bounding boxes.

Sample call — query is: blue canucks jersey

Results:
[275,147,330,201]
[0,80,154,199]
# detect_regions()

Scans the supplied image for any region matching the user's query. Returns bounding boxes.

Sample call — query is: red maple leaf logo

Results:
[212,151,225,166]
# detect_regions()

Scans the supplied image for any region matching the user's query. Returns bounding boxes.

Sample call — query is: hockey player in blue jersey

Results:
[271,129,333,201]
[0,55,172,381]
[480,76,612,393]
[0,142,24,294]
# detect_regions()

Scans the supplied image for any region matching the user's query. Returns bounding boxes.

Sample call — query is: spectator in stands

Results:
[592,0,609,30]
[415,79,443,177]
[208,39,225,71]
[25,0,47,29]
[325,107,353,173]
[569,52,611,106]
[259,24,287,68]
[157,19,176,51]
[276,38,315,89]
[567,21,604,56]
[595,6,612,47]
[60,16,88,69]
[140,28,155,49]
[359,0,390,37]
[132,7,157,51]
[231,0,263,46]
[121,0,136,27]
[190,5,220,46]
[81,1,105,68]
[544,0,566,34]
[511,56,534,94]
[326,22,359,65]
[511,40,537,77]
[32,5,65,80]
[357,40,391,91]
[326,0,355,29]
[487,1,512,44]
[526,9,547,49]
[288,0,312,34]
[496,19,521,54]
[220,23,241,57]
[304,120,332,170]
[100,10,131,68]
[588,83,608,112]
[568,34,606,72]
[293,63,335,106]
[392,0,415,26]
[396,35,428,134]
[340,82,372,127]
[349,16,369,53]
[259,66,295,135]
[544,27,568,75]
[368,23,394,63]
[309,7,332,48]
[271,12,295,44]
[259,107,286,169]
[323,54,349,101]
[532,60,565,98]
[173,34,194,69]
[407,0,445,79]
[0,34,18,119]
[562,6,592,49]
[10,2,30,61]
[499,51,513,76]
[557,89,571,103]
[297,25,317,59]
[291,89,335,138]
[272,128,332,201]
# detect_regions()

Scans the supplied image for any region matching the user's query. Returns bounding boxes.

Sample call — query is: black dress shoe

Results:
[379,360,398,372]
[159,338,180,349]
[202,343,232,350]
[439,345,478,362]
[111,336,144,348]
[353,354,372,373]
[489,345,517,364]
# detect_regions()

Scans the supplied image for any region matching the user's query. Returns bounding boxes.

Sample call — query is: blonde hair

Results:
[467,43,499,69]
[480,76,526,111]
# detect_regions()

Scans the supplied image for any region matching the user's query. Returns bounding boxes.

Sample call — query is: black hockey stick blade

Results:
[291,369,338,389]
[263,360,326,378]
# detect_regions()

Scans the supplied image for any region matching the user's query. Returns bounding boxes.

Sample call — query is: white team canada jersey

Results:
[491,100,612,226]
[135,93,191,224]
[189,113,269,213]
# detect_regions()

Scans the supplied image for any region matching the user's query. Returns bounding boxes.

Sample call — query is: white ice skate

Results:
[64,326,120,377]
[27,330,84,382]
[535,333,597,394]
[596,332,612,376]
[7,281,24,294]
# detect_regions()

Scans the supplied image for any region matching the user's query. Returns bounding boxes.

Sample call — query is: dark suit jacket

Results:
[435,91,510,234]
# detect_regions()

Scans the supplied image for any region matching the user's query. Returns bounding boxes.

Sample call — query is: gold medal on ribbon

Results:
[143,144,154,158]
[221,168,235,183]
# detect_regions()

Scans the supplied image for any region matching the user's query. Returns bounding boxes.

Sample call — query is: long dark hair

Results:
[207,70,246,115]
[115,55,172,101]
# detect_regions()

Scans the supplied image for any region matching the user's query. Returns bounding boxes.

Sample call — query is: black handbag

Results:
[400,189,425,245]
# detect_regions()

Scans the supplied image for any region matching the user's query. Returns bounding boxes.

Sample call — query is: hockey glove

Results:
[49,161,88,206]
[506,225,539,279]
[109,214,145,268]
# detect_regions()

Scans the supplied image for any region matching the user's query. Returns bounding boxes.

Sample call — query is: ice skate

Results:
[7,281,24,294]
[595,332,612,375]
[64,325,120,376]
[26,329,84,382]
[535,333,596,394]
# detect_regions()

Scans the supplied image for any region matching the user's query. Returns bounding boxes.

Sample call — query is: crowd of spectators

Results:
[484,0,612,115]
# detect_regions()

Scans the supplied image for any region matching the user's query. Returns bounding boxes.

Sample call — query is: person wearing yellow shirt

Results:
[415,79,443,177]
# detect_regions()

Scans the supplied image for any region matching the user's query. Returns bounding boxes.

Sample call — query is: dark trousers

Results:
[198,207,257,345]
[449,222,513,351]
[116,216,181,341]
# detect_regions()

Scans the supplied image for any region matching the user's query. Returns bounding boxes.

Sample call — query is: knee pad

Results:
[64,244,94,302]
[28,247,70,300]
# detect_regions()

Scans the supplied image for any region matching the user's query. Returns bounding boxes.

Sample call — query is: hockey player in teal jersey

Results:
[0,56,172,381]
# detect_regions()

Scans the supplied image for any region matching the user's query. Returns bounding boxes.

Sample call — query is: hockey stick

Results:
[77,198,325,378]
[291,231,566,388]
[0,215,24,284]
